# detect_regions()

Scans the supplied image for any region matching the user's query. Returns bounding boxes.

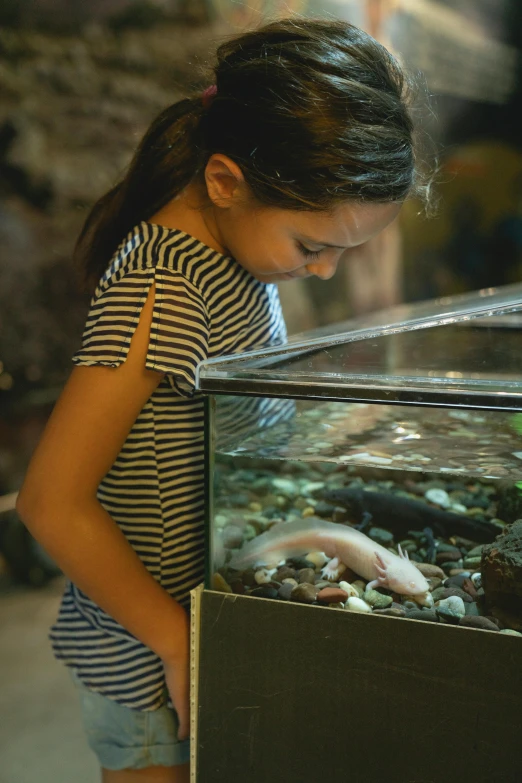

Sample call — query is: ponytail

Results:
[75,98,206,289]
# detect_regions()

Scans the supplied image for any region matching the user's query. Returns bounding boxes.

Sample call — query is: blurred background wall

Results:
[0,0,521,582]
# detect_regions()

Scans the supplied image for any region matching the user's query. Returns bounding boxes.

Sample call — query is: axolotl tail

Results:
[228,516,343,570]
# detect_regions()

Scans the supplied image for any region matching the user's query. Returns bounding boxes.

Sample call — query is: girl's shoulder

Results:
[96,220,248,298]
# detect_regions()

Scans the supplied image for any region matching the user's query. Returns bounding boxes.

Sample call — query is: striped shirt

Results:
[50,221,287,710]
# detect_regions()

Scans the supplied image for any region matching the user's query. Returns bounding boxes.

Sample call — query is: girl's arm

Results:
[16,284,190,693]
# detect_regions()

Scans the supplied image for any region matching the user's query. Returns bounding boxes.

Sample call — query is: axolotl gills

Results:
[228,516,433,607]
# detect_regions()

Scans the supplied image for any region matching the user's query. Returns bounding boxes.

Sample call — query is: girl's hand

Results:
[163,618,191,741]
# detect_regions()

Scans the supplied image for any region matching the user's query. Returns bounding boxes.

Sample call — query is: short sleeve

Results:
[73,267,210,397]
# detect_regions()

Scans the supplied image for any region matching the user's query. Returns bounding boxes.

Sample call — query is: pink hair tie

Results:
[202,84,217,108]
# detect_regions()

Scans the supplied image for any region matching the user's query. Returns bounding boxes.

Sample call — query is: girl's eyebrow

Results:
[299,234,346,249]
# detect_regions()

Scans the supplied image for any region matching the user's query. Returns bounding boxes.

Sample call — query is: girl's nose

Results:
[307,257,338,280]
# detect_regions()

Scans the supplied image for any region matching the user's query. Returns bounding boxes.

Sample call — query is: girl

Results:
[17,17,428,783]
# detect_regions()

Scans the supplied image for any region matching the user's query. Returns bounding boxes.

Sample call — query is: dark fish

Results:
[324,487,500,543]
[423,526,437,564]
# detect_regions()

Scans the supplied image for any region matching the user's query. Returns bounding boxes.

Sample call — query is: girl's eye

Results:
[297,242,321,260]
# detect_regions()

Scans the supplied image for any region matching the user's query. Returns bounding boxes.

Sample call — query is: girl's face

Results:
[203,155,402,284]
[214,198,402,284]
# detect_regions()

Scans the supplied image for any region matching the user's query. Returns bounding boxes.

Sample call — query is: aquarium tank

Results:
[197,283,522,636]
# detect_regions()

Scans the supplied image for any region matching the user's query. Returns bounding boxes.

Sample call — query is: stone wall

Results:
[0,15,217,407]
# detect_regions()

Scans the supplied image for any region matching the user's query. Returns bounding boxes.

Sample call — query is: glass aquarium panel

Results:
[198,285,522,407]
[209,395,522,636]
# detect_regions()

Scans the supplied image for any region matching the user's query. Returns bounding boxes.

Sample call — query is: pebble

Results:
[364,589,393,609]
[339,580,360,599]
[448,568,470,577]
[222,525,244,549]
[426,577,443,591]
[463,556,482,569]
[298,568,316,585]
[241,568,256,587]
[499,629,522,637]
[271,478,298,497]
[461,578,479,601]
[290,583,318,604]
[470,572,482,589]
[282,578,298,587]
[351,580,367,598]
[249,586,279,599]
[437,542,462,554]
[300,481,325,494]
[305,551,328,570]
[459,615,499,632]
[444,573,471,589]
[338,567,359,583]
[440,560,463,571]
[345,597,372,613]
[261,507,282,520]
[373,607,406,617]
[278,582,295,601]
[212,573,233,593]
[317,587,349,604]
[425,488,451,508]
[288,556,317,570]
[405,609,439,623]
[255,568,275,585]
[415,563,446,579]
[436,596,466,621]
[230,579,245,595]
[229,493,250,507]
[332,508,349,523]
[243,524,257,542]
[275,566,297,582]
[314,501,336,517]
[261,493,279,509]
[368,527,394,546]
[464,602,480,617]
[302,507,316,518]
[435,550,462,564]
[431,587,472,604]
[450,503,467,514]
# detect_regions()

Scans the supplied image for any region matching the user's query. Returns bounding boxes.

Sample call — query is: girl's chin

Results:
[255,271,308,282]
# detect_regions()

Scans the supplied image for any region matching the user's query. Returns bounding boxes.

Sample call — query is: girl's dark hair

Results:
[77,17,428,289]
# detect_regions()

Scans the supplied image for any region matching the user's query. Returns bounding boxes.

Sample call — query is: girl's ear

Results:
[204,154,246,208]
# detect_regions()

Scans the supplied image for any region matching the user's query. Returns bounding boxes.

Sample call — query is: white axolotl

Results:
[228,516,433,607]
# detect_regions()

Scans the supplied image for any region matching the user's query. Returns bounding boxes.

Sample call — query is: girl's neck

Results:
[148,184,227,256]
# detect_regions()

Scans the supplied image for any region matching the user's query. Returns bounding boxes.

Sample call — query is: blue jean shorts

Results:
[70,671,190,771]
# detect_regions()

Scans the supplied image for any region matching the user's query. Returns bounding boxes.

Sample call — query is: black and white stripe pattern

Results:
[50,221,287,710]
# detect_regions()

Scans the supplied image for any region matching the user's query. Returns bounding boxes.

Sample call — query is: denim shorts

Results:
[70,671,190,771]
